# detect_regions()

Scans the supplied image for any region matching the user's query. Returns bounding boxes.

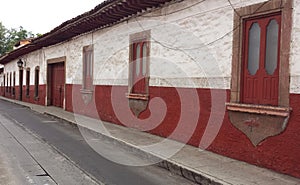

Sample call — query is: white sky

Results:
[0,0,105,34]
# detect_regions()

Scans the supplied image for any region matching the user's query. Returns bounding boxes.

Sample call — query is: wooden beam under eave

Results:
[115,3,136,14]
[108,9,128,20]
[134,0,159,7]
[121,1,142,12]
[110,7,132,17]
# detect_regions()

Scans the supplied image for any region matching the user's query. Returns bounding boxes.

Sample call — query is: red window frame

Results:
[34,66,39,98]
[82,45,93,90]
[3,74,5,95]
[128,31,150,98]
[8,72,11,94]
[26,68,30,97]
[131,41,149,94]
[6,73,9,94]
[12,71,15,96]
[241,13,281,106]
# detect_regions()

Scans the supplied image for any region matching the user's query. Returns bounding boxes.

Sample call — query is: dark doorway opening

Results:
[19,69,23,101]
[47,62,65,108]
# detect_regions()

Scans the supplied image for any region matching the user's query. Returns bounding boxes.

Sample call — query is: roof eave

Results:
[0,0,172,65]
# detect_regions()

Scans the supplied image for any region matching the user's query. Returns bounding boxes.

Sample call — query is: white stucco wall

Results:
[290,0,300,94]
[2,0,300,93]
[3,49,45,87]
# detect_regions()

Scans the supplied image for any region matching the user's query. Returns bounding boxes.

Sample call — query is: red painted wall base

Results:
[1,85,46,106]
[65,84,300,178]
[3,84,299,178]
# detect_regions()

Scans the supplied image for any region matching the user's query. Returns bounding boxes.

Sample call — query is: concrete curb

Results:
[44,112,227,185]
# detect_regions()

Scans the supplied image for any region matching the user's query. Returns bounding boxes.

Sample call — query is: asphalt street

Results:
[0,99,195,185]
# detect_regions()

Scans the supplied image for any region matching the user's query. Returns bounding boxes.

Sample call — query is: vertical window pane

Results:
[3,74,5,90]
[10,72,12,93]
[142,43,147,76]
[13,72,15,96]
[89,52,93,77]
[26,70,30,96]
[6,73,8,89]
[132,46,135,81]
[6,74,8,93]
[265,19,279,75]
[85,54,88,77]
[9,73,11,93]
[84,53,87,77]
[247,22,261,75]
[136,44,141,76]
[83,46,93,90]
[87,53,90,76]
[35,68,39,97]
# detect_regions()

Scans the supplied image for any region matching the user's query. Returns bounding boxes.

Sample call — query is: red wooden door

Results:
[242,14,281,106]
[132,42,147,94]
[51,63,65,107]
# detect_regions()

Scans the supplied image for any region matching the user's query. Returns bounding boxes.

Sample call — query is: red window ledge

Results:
[226,102,292,117]
[126,93,149,101]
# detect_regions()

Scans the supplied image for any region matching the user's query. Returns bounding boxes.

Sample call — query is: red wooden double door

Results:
[242,14,281,106]
[48,62,65,108]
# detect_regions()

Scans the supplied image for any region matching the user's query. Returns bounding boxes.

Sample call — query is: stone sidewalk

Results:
[0,106,101,184]
[1,96,300,185]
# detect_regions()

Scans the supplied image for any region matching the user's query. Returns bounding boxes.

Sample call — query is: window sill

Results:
[80,89,93,94]
[126,93,149,101]
[226,102,292,117]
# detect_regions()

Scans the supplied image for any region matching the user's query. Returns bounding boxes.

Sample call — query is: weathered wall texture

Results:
[290,0,300,93]
[3,49,45,86]
[2,0,300,178]
[5,0,299,92]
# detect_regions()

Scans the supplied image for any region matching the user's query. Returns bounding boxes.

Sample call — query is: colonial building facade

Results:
[0,0,299,178]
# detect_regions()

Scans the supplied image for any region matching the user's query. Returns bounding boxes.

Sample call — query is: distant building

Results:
[13,38,32,50]
[0,0,299,178]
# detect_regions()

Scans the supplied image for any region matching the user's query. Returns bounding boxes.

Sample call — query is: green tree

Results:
[0,22,37,56]
[0,22,8,55]
[5,26,35,53]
